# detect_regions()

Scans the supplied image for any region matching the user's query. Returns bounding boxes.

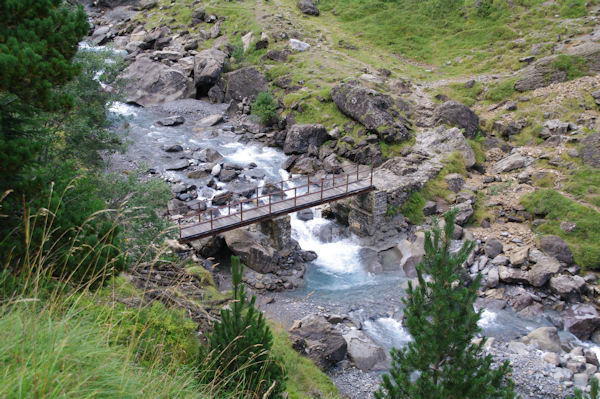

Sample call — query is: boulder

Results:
[540,235,573,264]
[297,209,314,221]
[297,0,319,15]
[290,38,310,52]
[167,198,190,215]
[484,238,503,259]
[283,124,329,155]
[331,83,411,143]
[290,156,321,174]
[515,43,600,92]
[241,31,254,53]
[194,148,223,163]
[343,329,387,371]
[528,257,561,287]
[193,49,228,95]
[444,173,465,193]
[493,152,534,173]
[520,327,562,353]
[397,232,426,277]
[549,274,586,301]
[123,57,194,106]
[222,229,278,274]
[223,67,269,102]
[289,315,347,370]
[498,266,529,285]
[452,201,474,226]
[432,101,480,138]
[510,247,529,266]
[562,304,600,340]
[165,159,189,170]
[415,126,477,168]
[540,120,569,138]
[157,115,185,126]
[581,133,600,169]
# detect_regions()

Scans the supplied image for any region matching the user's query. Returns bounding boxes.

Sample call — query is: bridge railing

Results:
[178,164,373,239]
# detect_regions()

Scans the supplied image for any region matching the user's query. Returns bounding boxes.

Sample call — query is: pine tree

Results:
[202,256,285,397]
[376,210,517,399]
[0,0,89,111]
[572,379,599,399]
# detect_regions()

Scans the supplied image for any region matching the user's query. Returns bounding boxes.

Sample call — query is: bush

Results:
[376,210,516,399]
[200,256,285,397]
[252,92,279,125]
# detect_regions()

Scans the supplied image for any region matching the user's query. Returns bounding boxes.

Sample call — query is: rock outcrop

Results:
[331,83,411,143]
[289,315,347,370]
[222,67,269,102]
[283,124,330,155]
[581,132,600,168]
[193,48,228,95]
[432,100,480,138]
[123,57,194,106]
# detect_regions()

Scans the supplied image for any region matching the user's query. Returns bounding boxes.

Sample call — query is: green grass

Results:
[564,167,600,208]
[435,81,484,106]
[484,78,517,103]
[467,136,486,166]
[0,302,201,399]
[558,0,588,18]
[521,189,600,270]
[552,54,589,80]
[400,191,427,224]
[469,191,495,226]
[270,324,341,399]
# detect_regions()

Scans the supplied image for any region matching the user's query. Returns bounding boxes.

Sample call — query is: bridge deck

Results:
[178,166,373,242]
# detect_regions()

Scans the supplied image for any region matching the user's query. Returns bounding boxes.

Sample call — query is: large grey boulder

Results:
[415,126,476,168]
[123,57,194,106]
[493,152,534,173]
[549,274,586,301]
[222,229,278,274]
[562,304,600,340]
[498,266,530,285]
[193,49,228,95]
[484,238,503,259]
[540,235,573,264]
[222,67,269,102]
[283,124,329,155]
[528,256,561,287]
[515,42,600,92]
[289,315,347,370]
[343,329,387,371]
[581,133,600,169]
[396,232,426,277]
[452,202,474,226]
[520,327,562,353]
[297,0,319,15]
[432,100,480,138]
[331,83,411,143]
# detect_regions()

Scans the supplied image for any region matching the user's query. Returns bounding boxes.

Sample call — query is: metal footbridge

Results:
[177,164,374,242]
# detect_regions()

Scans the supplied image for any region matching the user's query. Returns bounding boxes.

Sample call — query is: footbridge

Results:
[177,164,374,242]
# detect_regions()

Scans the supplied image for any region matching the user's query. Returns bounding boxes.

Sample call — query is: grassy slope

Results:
[521,189,600,270]
[0,269,339,399]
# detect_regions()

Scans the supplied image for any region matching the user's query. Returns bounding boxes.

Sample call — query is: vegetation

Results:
[552,54,588,80]
[399,191,426,224]
[201,256,286,397]
[564,167,600,208]
[376,211,516,399]
[484,78,517,103]
[571,378,599,399]
[252,91,280,125]
[521,189,600,269]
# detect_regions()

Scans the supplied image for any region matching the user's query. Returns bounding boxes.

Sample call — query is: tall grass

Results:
[0,187,287,399]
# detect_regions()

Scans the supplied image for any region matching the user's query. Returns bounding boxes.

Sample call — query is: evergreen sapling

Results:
[202,256,285,397]
[376,210,517,399]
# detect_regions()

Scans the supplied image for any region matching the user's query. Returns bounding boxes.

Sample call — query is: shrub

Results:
[571,378,599,399]
[252,92,279,125]
[376,210,516,399]
[200,256,285,397]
